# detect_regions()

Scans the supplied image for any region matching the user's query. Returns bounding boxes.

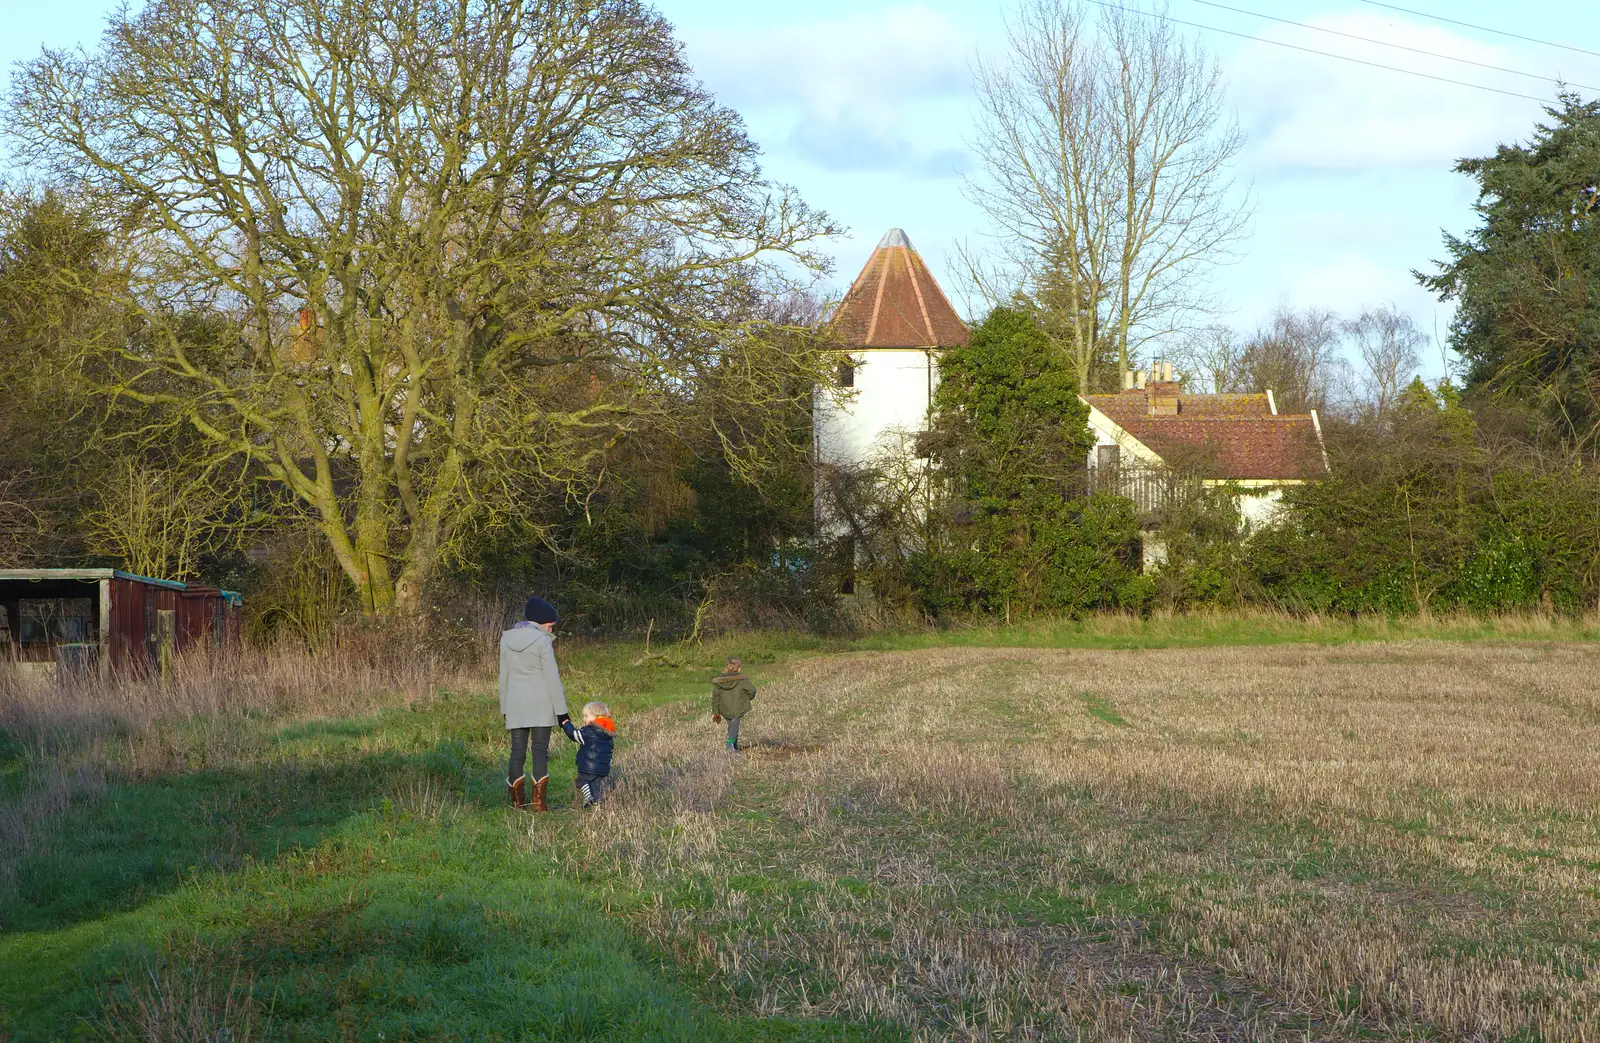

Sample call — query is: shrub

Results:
[1243,381,1600,614]
[907,308,1144,618]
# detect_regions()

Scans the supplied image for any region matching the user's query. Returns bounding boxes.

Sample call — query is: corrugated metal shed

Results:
[0,568,243,678]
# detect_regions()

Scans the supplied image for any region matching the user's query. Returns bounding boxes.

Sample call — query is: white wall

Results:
[814,349,936,467]
[1237,487,1287,530]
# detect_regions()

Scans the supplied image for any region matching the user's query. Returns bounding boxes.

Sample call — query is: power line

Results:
[1088,1,1550,103]
[1356,0,1600,62]
[1190,0,1599,92]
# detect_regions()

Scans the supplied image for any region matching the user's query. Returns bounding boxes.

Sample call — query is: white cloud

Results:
[1226,11,1574,171]
[786,111,970,177]
[1284,253,1408,312]
[681,4,978,175]
[683,4,972,113]
[1230,250,1448,337]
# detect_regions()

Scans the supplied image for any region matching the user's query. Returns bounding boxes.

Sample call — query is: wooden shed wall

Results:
[2,571,241,676]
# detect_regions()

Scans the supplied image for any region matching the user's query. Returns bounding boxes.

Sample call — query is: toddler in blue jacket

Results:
[561,700,615,808]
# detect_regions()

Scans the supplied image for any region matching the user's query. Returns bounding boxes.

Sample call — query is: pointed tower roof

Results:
[830,228,969,348]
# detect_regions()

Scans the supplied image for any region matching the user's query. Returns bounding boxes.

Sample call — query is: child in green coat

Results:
[710,656,756,752]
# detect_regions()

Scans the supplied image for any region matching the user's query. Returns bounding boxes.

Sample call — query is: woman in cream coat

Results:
[500,596,571,811]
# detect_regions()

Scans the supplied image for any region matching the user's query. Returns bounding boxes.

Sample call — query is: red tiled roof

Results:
[1089,390,1275,418]
[1085,392,1324,480]
[829,228,969,348]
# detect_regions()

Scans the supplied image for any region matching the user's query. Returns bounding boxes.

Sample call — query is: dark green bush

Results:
[907,308,1145,618]
[1241,381,1600,614]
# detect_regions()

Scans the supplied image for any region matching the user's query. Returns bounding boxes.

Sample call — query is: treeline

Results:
[0,0,836,638]
[825,308,1600,622]
[1,0,1596,635]
[814,93,1600,623]
[0,188,828,637]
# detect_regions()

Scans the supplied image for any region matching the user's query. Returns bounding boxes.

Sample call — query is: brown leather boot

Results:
[509,776,529,810]
[531,775,549,812]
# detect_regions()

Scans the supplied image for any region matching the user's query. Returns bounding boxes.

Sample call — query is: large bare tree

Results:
[1237,307,1346,413]
[963,0,1249,392]
[6,0,836,614]
[1170,322,1242,393]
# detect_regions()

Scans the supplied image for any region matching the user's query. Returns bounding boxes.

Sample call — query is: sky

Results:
[4,0,1596,378]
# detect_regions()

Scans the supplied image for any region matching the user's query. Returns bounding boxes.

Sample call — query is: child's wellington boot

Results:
[572,782,586,810]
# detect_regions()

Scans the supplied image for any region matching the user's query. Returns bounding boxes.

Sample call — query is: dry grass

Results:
[391,775,465,826]
[0,632,481,737]
[0,629,493,888]
[0,748,104,889]
[578,640,1600,1041]
[857,605,1600,649]
[96,953,259,1043]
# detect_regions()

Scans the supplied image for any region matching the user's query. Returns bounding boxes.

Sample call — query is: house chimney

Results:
[1122,369,1135,391]
[1146,378,1179,416]
[1135,370,1147,390]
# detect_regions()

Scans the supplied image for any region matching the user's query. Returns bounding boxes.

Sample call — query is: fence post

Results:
[157,609,176,685]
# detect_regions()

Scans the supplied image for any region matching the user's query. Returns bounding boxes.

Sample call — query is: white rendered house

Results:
[1082,365,1328,566]
[813,228,968,473]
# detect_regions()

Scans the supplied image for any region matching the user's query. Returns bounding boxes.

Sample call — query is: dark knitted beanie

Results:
[524,596,559,624]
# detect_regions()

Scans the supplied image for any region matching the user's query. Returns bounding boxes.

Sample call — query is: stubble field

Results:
[2,627,1598,1041]
[588,641,1600,1041]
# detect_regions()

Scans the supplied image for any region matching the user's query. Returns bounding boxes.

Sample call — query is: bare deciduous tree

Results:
[963,0,1250,392]
[0,471,43,563]
[83,458,250,581]
[0,191,123,566]
[1345,306,1425,416]
[1225,307,1349,413]
[6,0,837,614]
[1171,323,1242,393]
[1173,307,1351,413]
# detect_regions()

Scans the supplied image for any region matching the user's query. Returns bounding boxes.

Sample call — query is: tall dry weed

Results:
[96,955,259,1043]
[0,621,496,882]
[0,628,485,738]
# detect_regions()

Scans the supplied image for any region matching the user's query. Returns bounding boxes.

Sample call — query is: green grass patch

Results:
[0,680,900,1042]
[1077,691,1129,727]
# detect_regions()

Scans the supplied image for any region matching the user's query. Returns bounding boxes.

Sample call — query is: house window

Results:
[1097,444,1121,471]
[836,361,855,388]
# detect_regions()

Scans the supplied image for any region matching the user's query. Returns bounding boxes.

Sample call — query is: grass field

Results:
[2,616,1598,1041]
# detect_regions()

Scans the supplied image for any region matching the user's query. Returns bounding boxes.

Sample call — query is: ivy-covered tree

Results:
[1420,93,1600,454]
[933,306,1095,510]
[0,193,278,581]
[0,192,111,564]
[917,306,1143,615]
